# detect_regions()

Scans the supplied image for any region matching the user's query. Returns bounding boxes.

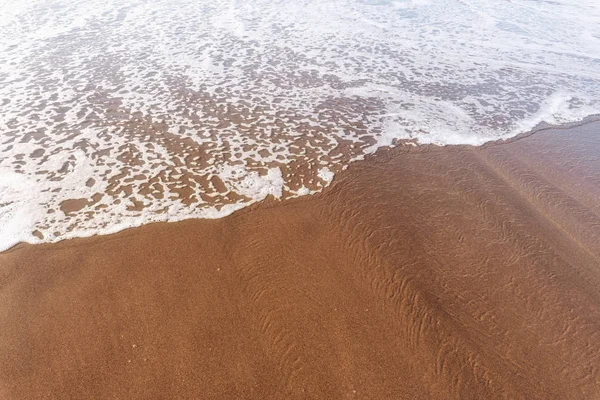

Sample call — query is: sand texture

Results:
[1,122,599,399]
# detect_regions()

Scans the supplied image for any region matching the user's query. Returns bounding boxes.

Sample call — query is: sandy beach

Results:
[0,121,599,399]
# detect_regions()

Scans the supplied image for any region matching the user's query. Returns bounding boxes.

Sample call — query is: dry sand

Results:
[1,122,599,399]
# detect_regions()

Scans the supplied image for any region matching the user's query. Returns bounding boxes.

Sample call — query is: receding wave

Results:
[1,0,599,250]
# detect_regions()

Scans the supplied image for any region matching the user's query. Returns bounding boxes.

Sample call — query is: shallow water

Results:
[1,0,599,250]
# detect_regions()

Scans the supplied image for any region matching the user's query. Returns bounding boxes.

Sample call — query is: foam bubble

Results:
[318,168,335,184]
[0,170,43,251]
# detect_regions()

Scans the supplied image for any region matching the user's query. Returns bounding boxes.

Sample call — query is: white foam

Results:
[0,0,599,250]
[512,91,599,135]
[0,170,42,251]
[318,168,335,184]
[218,166,285,200]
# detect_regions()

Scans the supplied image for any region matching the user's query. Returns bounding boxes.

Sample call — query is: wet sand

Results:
[1,122,599,399]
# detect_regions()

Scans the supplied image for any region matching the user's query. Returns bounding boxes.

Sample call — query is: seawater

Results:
[1,0,599,250]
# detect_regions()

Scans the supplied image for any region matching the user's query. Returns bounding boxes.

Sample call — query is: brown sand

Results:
[1,122,600,399]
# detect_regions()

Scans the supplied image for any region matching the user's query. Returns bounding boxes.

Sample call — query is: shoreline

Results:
[4,116,600,255]
[1,121,599,399]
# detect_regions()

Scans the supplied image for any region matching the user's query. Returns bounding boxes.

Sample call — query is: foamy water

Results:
[1,0,599,250]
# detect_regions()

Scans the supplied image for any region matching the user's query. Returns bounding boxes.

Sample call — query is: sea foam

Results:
[1,0,599,250]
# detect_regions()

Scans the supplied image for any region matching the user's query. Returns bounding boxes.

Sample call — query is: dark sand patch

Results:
[0,123,599,399]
